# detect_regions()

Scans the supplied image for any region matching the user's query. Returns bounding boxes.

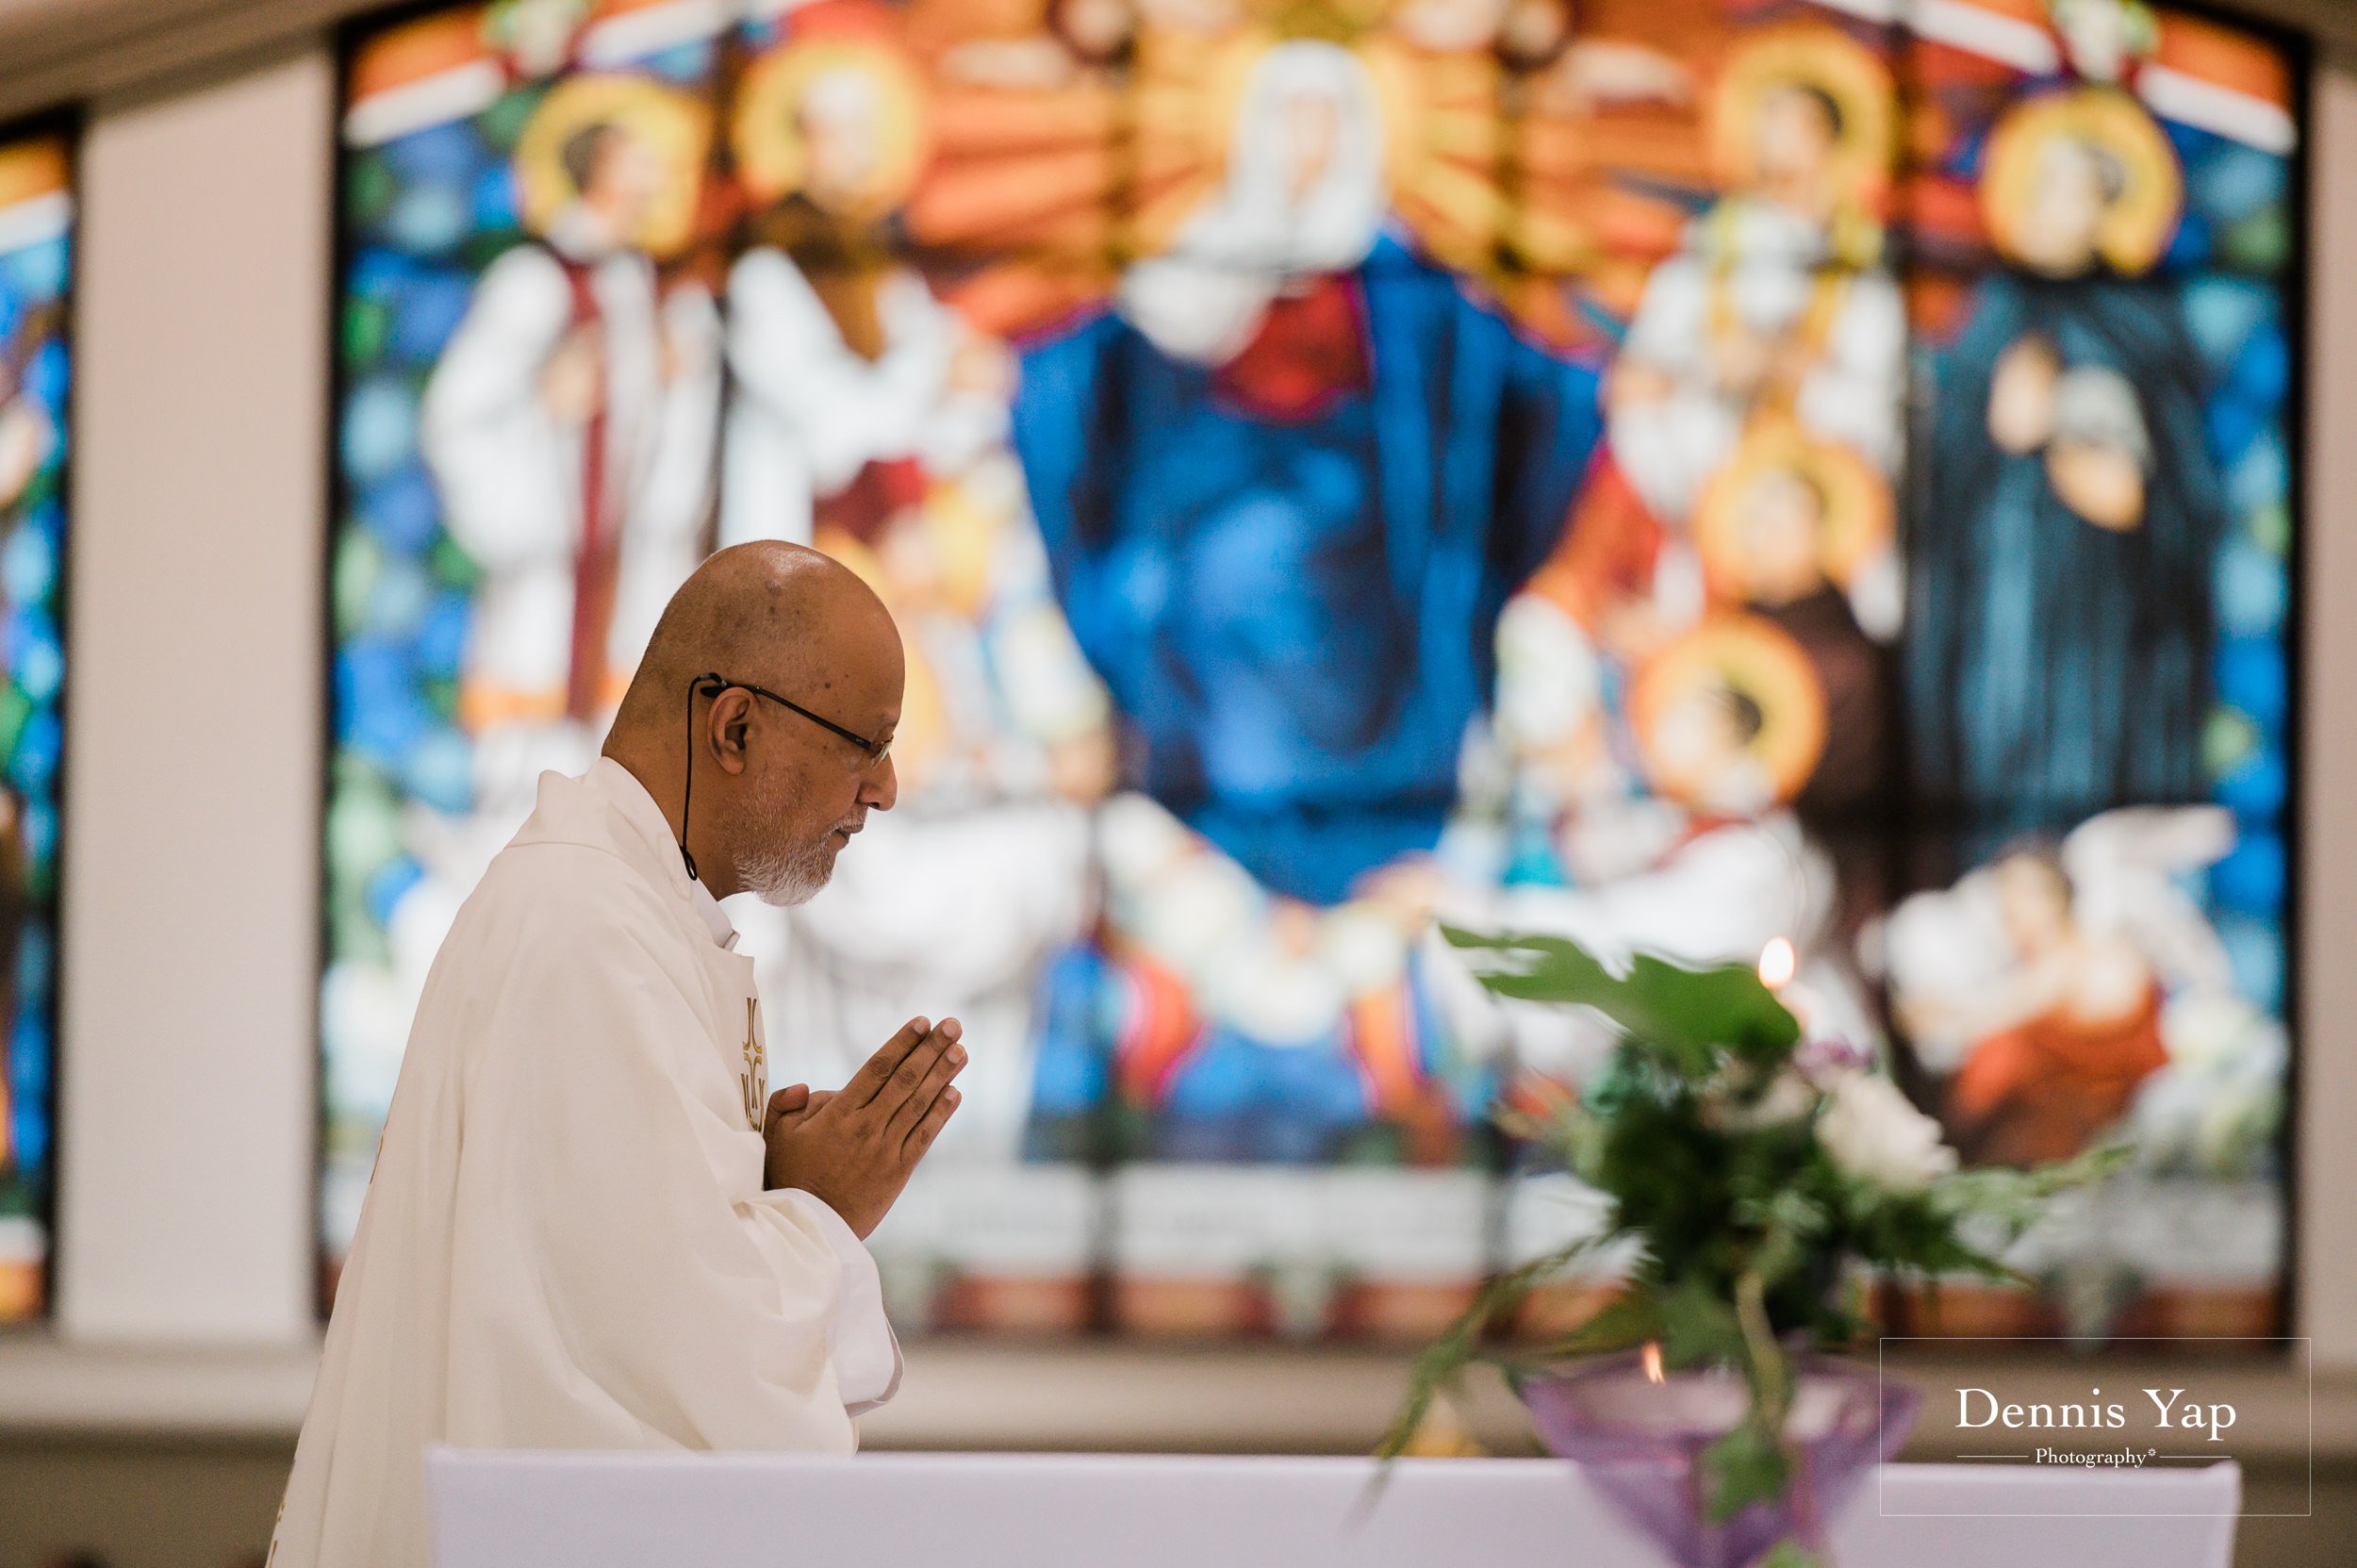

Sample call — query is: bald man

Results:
[273,543,964,1568]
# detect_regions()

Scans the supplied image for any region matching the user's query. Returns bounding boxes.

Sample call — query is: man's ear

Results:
[714,690,755,774]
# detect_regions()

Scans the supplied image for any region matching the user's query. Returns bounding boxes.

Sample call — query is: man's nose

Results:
[864,754,898,813]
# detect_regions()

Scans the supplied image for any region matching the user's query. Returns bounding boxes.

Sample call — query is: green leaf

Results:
[1440,928,1799,1068]
[1759,1541,1826,1568]
[1702,1422,1789,1523]
[1656,1280,1745,1369]
[1512,1291,1664,1367]
[1934,1142,2129,1222]
[1374,1235,1603,1462]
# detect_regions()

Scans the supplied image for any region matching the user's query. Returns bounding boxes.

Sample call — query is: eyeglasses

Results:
[691,671,891,767]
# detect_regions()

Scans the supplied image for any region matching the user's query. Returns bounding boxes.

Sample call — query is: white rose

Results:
[1816,1070,1958,1192]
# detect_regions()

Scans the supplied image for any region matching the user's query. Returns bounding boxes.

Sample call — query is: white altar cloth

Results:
[429,1451,2241,1568]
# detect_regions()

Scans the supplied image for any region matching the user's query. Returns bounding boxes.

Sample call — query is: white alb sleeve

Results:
[769,1188,905,1415]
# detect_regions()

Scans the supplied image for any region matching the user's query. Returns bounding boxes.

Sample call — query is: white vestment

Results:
[272,759,898,1568]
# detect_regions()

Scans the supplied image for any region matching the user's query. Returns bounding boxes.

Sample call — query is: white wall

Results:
[2295,51,2357,1370]
[54,44,332,1345]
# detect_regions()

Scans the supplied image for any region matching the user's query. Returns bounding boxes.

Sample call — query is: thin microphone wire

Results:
[679,673,716,882]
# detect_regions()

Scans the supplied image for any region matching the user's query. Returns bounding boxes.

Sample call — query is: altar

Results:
[429,1451,2243,1568]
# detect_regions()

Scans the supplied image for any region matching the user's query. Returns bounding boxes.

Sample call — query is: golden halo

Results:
[1126,24,1251,255]
[1190,33,1412,204]
[0,136,68,213]
[1360,35,1442,200]
[1982,88,2182,276]
[1693,421,1895,602]
[1630,616,1828,810]
[1709,23,1898,216]
[1360,32,1512,268]
[732,36,929,218]
[1249,0,1393,37]
[513,74,709,257]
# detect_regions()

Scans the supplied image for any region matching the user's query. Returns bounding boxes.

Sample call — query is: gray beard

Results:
[739,833,833,907]
[729,767,838,907]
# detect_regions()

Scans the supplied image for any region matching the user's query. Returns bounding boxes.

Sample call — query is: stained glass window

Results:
[327,0,2300,1344]
[0,124,70,1325]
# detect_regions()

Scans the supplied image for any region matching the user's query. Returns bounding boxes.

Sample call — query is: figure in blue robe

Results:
[1904,270,2226,856]
[1010,239,1604,906]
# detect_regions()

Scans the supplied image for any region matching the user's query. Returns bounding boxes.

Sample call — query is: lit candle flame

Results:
[1756,937,1796,991]
[1640,1342,1665,1384]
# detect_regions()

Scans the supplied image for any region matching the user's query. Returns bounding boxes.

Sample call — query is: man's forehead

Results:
[744,630,903,716]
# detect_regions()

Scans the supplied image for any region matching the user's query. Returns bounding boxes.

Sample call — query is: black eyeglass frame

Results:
[690,670,889,766]
[676,670,889,883]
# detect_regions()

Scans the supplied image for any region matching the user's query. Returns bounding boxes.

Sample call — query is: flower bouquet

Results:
[1378,929,2120,1568]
